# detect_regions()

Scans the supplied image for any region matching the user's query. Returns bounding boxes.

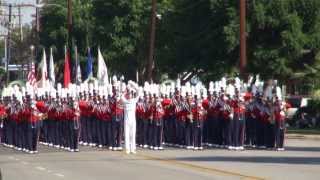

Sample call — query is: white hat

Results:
[191,86,195,96]
[144,82,150,93]
[57,83,62,96]
[61,88,66,98]
[185,82,191,95]
[88,83,94,93]
[176,78,181,89]
[221,77,227,89]
[6,87,11,97]
[235,77,241,89]
[1,87,7,97]
[264,85,273,100]
[248,75,254,85]
[258,82,264,95]
[170,82,175,93]
[181,86,186,97]
[112,75,117,84]
[51,88,56,98]
[226,84,235,97]
[94,81,99,90]
[202,88,208,98]
[209,81,214,93]
[121,82,126,92]
[21,87,26,96]
[276,86,282,100]
[107,86,112,96]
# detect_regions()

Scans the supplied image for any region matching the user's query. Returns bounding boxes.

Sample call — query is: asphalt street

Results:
[1,139,320,180]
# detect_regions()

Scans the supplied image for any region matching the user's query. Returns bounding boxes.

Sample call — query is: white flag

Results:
[37,49,49,88]
[97,48,109,85]
[49,47,55,86]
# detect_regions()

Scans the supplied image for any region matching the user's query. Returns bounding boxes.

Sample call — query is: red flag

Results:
[64,48,71,88]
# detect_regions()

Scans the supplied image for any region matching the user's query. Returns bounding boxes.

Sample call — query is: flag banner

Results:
[85,47,93,80]
[97,48,109,86]
[64,46,71,88]
[49,47,55,86]
[75,46,82,85]
[37,49,49,88]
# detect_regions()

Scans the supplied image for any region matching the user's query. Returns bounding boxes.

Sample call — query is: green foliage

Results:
[247,0,320,83]
[38,0,320,85]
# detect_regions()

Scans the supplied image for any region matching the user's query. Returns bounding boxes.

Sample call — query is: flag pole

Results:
[75,45,78,84]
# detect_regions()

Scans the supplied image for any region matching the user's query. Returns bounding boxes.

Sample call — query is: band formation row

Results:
[0,76,287,154]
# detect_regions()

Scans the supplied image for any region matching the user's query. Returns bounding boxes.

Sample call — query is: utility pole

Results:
[239,0,247,79]
[6,4,12,85]
[147,0,157,83]
[18,6,23,41]
[67,0,74,82]
[35,0,40,58]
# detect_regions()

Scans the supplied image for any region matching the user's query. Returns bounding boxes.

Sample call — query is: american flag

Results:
[28,61,36,87]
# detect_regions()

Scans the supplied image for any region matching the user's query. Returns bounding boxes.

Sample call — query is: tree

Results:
[247,0,320,82]
[38,0,320,87]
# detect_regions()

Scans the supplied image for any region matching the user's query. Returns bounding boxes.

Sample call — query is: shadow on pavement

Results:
[285,146,320,152]
[172,156,320,165]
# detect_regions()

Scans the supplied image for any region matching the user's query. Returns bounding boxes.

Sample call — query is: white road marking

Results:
[35,166,46,171]
[54,173,65,178]
[14,158,20,161]
[21,161,29,165]
[47,170,52,173]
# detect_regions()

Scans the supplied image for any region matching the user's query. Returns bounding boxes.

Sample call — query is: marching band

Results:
[0,76,287,154]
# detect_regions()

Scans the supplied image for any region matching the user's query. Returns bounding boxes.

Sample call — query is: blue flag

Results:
[85,47,93,80]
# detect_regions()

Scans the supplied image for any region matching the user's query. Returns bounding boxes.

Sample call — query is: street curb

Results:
[286,134,320,140]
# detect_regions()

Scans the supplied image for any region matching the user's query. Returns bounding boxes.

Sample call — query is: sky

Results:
[2,0,36,25]
[0,0,36,36]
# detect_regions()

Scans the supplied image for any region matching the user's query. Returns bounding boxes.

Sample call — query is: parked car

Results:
[285,96,309,120]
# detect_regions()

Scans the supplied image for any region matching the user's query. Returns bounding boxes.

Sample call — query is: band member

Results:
[192,98,206,150]
[24,99,43,154]
[218,92,232,148]
[274,97,286,151]
[67,98,81,152]
[79,92,89,146]
[121,81,139,154]
[110,90,124,151]
[231,90,245,150]
[136,96,146,147]
[0,98,7,144]
[162,93,174,145]
[184,94,194,149]
[151,95,165,150]
[244,92,256,147]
